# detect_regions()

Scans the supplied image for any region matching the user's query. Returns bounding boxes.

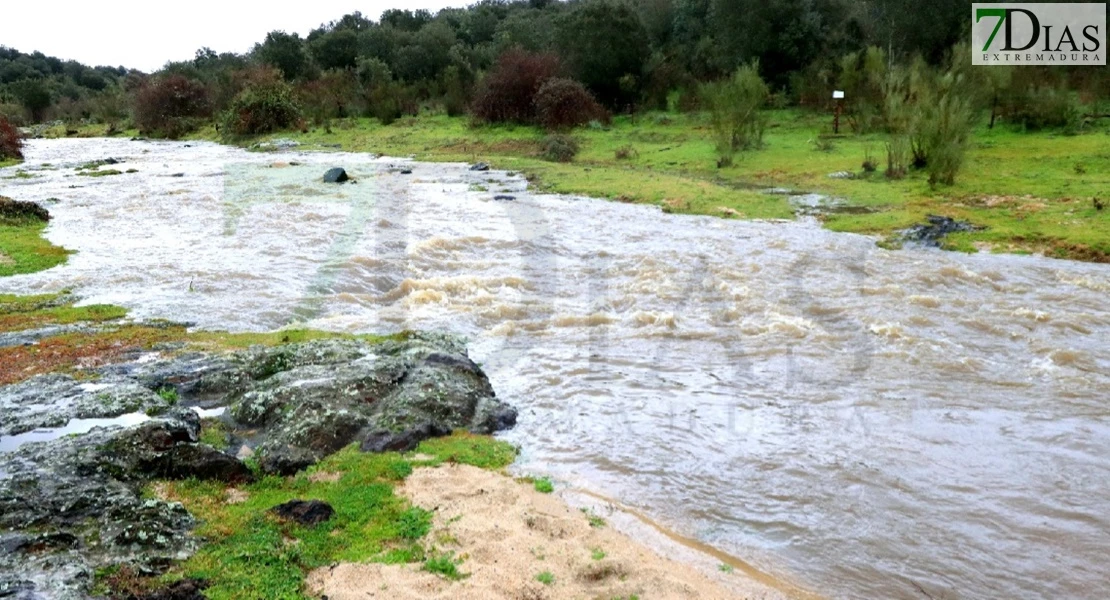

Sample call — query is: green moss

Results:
[77,168,124,177]
[208,110,1109,261]
[152,437,511,599]
[535,571,555,585]
[0,293,126,333]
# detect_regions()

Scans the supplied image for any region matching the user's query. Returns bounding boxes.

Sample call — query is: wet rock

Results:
[270,499,334,526]
[493,194,516,201]
[0,374,177,437]
[93,408,253,483]
[361,422,451,453]
[901,215,983,247]
[322,168,349,183]
[258,445,317,476]
[223,334,516,473]
[469,162,490,172]
[399,168,413,175]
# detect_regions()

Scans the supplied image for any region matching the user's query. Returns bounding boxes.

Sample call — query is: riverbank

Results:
[0,289,795,600]
[186,109,1110,262]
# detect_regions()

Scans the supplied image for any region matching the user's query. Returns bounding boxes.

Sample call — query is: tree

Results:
[255,32,310,81]
[555,0,651,108]
[11,78,51,122]
[309,29,360,71]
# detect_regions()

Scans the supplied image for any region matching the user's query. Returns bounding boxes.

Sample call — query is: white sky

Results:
[0,1,470,72]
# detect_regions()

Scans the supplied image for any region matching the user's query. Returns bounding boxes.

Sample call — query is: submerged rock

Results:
[901,215,983,247]
[469,162,490,172]
[322,168,349,183]
[270,500,334,526]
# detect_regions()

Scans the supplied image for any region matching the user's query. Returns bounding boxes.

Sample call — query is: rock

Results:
[900,215,983,247]
[270,500,334,526]
[323,168,349,183]
[399,169,413,175]
[128,578,210,600]
[493,195,516,201]
[92,408,254,483]
[361,422,451,453]
[223,335,516,474]
[469,162,490,172]
[258,445,317,476]
[827,171,855,179]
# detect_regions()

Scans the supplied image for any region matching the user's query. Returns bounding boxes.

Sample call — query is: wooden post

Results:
[832,90,845,135]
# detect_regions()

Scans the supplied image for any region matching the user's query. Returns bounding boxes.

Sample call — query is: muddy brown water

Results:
[2,139,1109,599]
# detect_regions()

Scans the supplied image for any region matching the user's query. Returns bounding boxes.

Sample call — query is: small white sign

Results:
[832,91,845,99]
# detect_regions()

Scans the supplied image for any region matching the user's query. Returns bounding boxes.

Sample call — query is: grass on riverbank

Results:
[209,109,1109,261]
[0,217,70,278]
[96,434,518,600]
[0,292,417,385]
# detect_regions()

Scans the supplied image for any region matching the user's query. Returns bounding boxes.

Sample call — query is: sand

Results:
[306,463,795,600]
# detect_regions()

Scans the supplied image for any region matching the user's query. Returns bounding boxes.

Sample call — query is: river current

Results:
[2,139,1108,599]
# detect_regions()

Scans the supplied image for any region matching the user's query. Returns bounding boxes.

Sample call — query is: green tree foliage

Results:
[254,32,310,81]
[555,0,651,108]
[220,70,301,136]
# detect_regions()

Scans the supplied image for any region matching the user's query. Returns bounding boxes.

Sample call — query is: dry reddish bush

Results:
[471,50,563,125]
[0,116,23,161]
[534,77,609,131]
[133,75,211,138]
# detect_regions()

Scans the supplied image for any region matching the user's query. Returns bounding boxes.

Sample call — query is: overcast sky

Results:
[0,1,470,72]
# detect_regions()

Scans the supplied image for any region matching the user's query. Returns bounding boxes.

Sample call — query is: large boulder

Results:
[322,167,349,183]
[222,334,517,474]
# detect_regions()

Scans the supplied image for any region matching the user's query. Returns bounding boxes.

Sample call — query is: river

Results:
[2,139,1108,599]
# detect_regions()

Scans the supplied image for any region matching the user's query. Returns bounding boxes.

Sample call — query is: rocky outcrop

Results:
[0,332,516,599]
[901,215,983,247]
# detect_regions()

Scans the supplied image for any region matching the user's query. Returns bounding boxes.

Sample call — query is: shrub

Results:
[471,50,562,124]
[614,144,638,160]
[221,76,301,136]
[917,74,976,186]
[534,77,609,130]
[1002,84,1079,131]
[701,61,768,165]
[0,117,23,161]
[133,75,211,138]
[0,197,49,222]
[540,134,579,162]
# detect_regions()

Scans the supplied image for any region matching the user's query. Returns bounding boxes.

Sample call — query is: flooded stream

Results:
[2,139,1108,599]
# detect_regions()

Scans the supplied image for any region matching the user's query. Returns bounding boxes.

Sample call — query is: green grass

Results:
[214,109,1109,261]
[533,477,554,494]
[535,571,555,585]
[0,292,125,333]
[0,158,21,169]
[591,547,607,561]
[76,168,123,177]
[136,434,516,600]
[0,220,71,277]
[198,418,231,450]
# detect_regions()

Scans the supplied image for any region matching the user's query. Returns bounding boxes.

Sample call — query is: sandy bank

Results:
[308,463,797,600]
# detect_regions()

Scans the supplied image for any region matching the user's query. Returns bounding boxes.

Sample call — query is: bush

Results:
[540,134,579,162]
[0,117,23,161]
[534,77,609,130]
[1002,85,1079,131]
[221,76,301,136]
[0,197,49,222]
[133,75,211,138]
[701,62,769,165]
[917,74,976,186]
[614,144,638,160]
[471,50,562,124]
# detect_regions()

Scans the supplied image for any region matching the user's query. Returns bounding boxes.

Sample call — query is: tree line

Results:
[0,0,1103,138]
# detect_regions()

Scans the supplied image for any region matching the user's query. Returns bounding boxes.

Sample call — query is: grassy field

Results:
[0,220,70,277]
[203,109,1109,261]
